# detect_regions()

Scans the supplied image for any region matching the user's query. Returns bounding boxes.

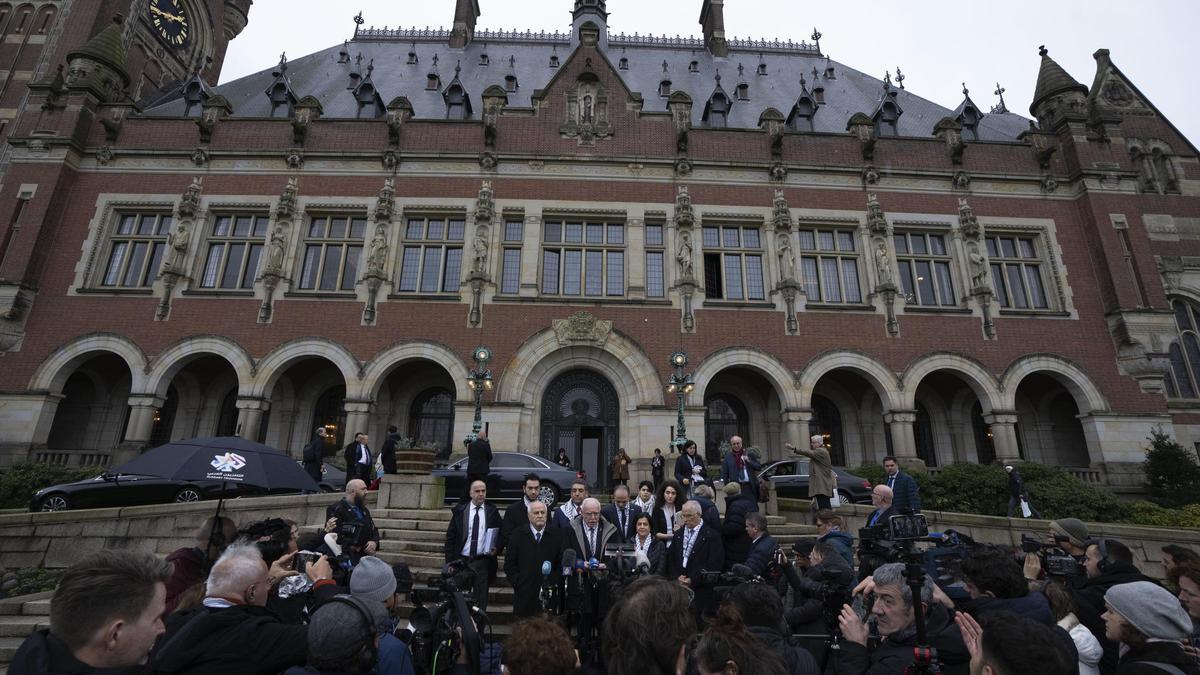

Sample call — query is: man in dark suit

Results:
[342,432,372,486]
[444,479,501,612]
[882,456,920,513]
[503,500,562,619]
[302,427,327,485]
[865,484,896,528]
[600,484,642,544]
[742,512,778,577]
[500,473,542,555]
[464,431,492,500]
[570,498,619,563]
[720,435,762,502]
[552,480,588,531]
[379,425,401,476]
[665,500,725,620]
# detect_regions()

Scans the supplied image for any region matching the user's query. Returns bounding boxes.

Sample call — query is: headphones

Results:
[1092,538,1116,574]
[327,595,379,673]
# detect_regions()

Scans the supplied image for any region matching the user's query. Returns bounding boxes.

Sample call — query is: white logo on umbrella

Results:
[211,452,247,472]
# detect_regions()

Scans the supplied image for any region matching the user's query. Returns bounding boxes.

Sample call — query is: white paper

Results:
[483,527,499,553]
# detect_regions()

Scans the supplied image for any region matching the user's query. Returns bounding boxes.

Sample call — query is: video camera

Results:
[336,519,373,551]
[405,560,483,675]
[1020,533,1083,577]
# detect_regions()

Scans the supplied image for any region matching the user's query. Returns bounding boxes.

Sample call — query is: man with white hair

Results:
[153,542,331,675]
[570,497,618,563]
[866,484,895,528]
[787,434,835,513]
[664,500,725,619]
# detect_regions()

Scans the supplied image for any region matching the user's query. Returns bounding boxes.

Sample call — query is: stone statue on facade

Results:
[874,241,893,286]
[179,177,203,218]
[164,222,191,273]
[366,225,389,277]
[968,242,989,289]
[472,231,490,274]
[277,177,299,218]
[265,224,288,275]
[674,186,695,228]
[676,229,694,278]
[777,232,796,280]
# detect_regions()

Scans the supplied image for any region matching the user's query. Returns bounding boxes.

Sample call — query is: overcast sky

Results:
[222,1,1200,146]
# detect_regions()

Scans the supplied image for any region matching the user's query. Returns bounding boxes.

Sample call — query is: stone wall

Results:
[0,493,341,570]
[779,500,1199,581]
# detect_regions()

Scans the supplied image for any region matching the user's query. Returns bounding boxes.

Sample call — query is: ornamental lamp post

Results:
[666,350,694,450]
[464,346,493,446]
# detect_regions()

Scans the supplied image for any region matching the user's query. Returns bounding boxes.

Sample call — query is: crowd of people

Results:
[10,433,1200,675]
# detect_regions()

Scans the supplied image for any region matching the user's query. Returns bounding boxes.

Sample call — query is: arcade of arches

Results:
[5,336,1142,488]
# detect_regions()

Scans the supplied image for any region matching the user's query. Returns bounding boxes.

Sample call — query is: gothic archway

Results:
[704,394,748,464]
[810,394,844,466]
[540,369,619,490]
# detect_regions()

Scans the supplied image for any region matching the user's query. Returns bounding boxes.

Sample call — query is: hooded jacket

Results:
[11,629,150,675]
[151,603,307,675]
[1068,562,1158,675]
[837,604,970,675]
[818,528,855,570]
[1058,613,1103,675]
[1115,640,1200,675]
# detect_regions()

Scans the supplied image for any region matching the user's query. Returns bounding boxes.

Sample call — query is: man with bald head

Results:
[665,500,725,619]
[152,543,315,674]
[720,435,762,502]
[867,484,895,528]
[326,479,380,562]
[445,479,501,611]
[504,500,564,618]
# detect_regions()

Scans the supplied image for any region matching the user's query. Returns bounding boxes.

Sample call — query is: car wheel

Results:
[174,487,203,503]
[39,494,70,512]
[538,484,560,506]
[837,489,853,506]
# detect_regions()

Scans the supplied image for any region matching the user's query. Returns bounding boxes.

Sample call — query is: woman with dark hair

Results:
[674,439,705,498]
[555,447,571,468]
[631,512,665,574]
[693,603,788,675]
[651,480,685,546]
[633,480,656,513]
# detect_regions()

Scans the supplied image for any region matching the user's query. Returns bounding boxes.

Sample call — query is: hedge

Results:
[0,462,102,510]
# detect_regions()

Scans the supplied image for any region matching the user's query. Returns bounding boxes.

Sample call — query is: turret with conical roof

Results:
[1030,45,1088,129]
[64,15,130,103]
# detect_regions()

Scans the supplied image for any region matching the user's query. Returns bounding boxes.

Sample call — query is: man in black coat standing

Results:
[503,500,563,620]
[464,431,492,500]
[499,473,542,555]
[665,500,725,620]
[302,427,327,485]
[379,425,401,476]
[342,432,372,487]
[445,479,501,612]
[720,481,757,569]
[600,484,642,544]
[882,456,920,513]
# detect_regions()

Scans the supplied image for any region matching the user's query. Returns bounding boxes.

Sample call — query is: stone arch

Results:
[498,328,663,408]
[247,338,361,399]
[355,341,471,401]
[797,350,902,411]
[145,335,255,398]
[691,347,801,411]
[29,333,149,394]
[899,352,1003,413]
[999,354,1109,414]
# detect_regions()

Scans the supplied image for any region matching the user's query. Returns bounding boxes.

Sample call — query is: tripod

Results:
[899,546,941,675]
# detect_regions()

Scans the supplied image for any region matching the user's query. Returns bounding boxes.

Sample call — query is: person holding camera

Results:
[836,562,971,674]
[726,583,819,675]
[954,550,1053,625]
[327,479,381,562]
[1024,517,1092,585]
[445,479,501,612]
[780,540,854,638]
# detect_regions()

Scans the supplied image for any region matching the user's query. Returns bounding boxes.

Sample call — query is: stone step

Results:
[0,615,45,637]
[381,540,443,554]
[0,637,24,662]
[379,528,445,542]
[0,592,51,617]
[376,509,452,521]
[20,599,49,617]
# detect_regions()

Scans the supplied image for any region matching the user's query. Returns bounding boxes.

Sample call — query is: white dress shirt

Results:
[460,503,488,557]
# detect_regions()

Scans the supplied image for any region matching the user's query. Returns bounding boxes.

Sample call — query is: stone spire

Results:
[65,15,130,101]
[1030,45,1088,119]
[450,0,481,48]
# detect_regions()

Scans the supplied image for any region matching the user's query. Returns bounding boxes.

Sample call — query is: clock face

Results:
[148,0,190,48]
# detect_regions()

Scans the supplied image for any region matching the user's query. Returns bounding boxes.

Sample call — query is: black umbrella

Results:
[112,436,320,563]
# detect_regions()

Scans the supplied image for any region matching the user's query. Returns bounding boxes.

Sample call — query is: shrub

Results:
[1015,462,1131,523]
[1122,501,1200,529]
[1143,428,1200,508]
[0,462,101,510]
[0,567,61,598]
[925,463,1008,517]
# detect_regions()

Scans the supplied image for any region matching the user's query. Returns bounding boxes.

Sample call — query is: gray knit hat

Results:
[1049,518,1090,549]
[349,555,397,604]
[1105,581,1194,641]
[307,595,387,669]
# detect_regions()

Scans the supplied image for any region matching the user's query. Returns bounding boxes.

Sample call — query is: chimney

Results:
[699,0,728,57]
[450,0,481,49]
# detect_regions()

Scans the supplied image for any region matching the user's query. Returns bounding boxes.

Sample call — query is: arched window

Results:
[809,394,844,466]
[971,401,995,465]
[149,386,179,447]
[735,83,749,101]
[408,388,455,456]
[313,386,347,451]
[704,394,747,465]
[216,388,239,437]
[914,402,936,467]
[659,80,671,97]
[1166,297,1200,399]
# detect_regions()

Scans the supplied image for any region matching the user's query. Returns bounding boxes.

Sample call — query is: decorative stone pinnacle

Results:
[1039,45,1048,57]
[354,11,364,26]
[962,82,968,96]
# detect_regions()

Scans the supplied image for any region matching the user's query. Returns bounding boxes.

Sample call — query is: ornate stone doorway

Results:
[540,369,619,490]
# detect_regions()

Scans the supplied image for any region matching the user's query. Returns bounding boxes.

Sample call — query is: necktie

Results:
[619,507,626,536]
[535,530,542,544]
[469,506,480,557]
[586,527,596,559]
[887,475,895,489]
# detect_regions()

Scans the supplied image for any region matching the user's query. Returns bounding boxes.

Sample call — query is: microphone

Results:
[561,549,577,578]
[541,560,552,578]
[540,560,555,611]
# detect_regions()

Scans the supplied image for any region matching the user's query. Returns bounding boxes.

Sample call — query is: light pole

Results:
[666,350,694,450]
[465,346,493,445]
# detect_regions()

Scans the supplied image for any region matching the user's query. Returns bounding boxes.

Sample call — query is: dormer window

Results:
[736,83,749,101]
[958,106,981,141]
[689,61,699,73]
[757,62,767,76]
[426,73,441,90]
[549,55,560,68]
[619,57,628,70]
[269,83,293,118]
[443,82,472,120]
[408,51,418,65]
[505,74,518,92]
[355,86,383,119]
[813,86,825,104]
[182,80,208,117]
[659,80,671,97]
[876,102,900,136]
[705,92,729,128]
[480,53,490,66]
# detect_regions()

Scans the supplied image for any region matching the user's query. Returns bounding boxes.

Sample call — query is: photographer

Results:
[781,540,853,636]
[1025,518,1090,583]
[327,480,381,561]
[836,562,970,674]
[165,515,238,614]
[727,582,819,675]
[1069,538,1157,675]
[347,556,416,675]
[954,550,1053,625]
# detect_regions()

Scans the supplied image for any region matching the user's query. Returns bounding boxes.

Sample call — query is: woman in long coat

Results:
[611,448,631,486]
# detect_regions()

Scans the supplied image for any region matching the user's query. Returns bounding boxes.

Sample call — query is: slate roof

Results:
[145,26,1032,141]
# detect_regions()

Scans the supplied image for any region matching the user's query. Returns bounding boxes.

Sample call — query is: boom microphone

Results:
[561,548,577,577]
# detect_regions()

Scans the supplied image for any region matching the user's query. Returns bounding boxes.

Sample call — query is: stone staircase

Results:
[0,506,815,670]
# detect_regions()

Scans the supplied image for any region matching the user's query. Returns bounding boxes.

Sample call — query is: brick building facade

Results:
[0,0,1197,496]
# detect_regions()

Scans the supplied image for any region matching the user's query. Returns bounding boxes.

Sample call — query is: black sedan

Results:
[30,462,345,512]
[758,459,874,504]
[433,452,579,505]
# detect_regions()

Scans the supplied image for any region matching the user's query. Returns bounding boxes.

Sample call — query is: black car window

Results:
[770,461,798,477]
[494,454,537,468]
